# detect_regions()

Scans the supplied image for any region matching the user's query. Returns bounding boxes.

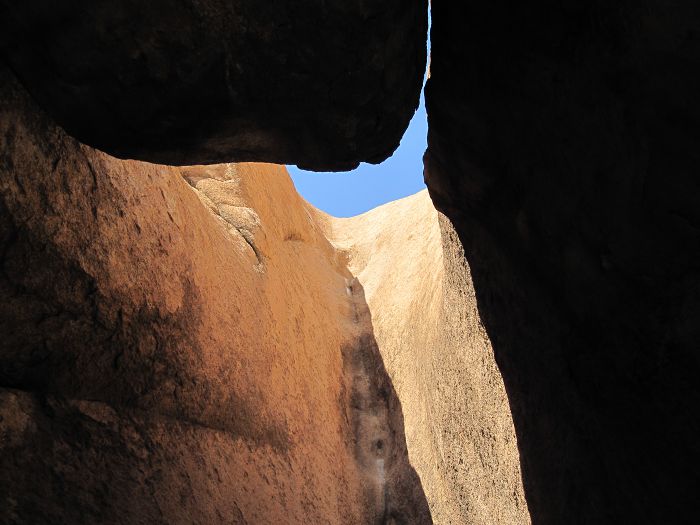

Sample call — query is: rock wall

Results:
[425,3,700,523]
[0,66,430,524]
[325,192,529,524]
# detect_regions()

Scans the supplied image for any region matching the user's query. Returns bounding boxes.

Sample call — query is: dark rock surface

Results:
[425,3,700,524]
[0,0,427,169]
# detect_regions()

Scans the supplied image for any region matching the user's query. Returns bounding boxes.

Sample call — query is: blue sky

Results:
[287,97,427,218]
[287,13,430,218]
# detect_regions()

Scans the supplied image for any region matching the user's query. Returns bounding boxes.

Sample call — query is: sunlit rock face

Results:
[425,3,700,524]
[324,192,530,524]
[0,67,431,524]
[0,0,427,169]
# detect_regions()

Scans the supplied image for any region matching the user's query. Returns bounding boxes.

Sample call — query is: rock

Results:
[4,1,696,521]
[0,66,431,524]
[0,0,427,169]
[425,3,700,523]
[324,191,530,524]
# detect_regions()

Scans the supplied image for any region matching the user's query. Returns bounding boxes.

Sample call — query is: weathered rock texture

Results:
[325,192,529,524]
[425,3,700,524]
[0,67,431,524]
[0,0,427,169]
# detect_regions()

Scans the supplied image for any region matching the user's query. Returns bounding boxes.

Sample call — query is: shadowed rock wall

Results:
[0,0,427,169]
[425,3,700,524]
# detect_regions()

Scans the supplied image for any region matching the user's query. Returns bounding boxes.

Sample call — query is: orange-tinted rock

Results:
[0,67,430,524]
[325,192,530,524]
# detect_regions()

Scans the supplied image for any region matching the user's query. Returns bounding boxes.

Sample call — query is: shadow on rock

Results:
[341,277,432,525]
